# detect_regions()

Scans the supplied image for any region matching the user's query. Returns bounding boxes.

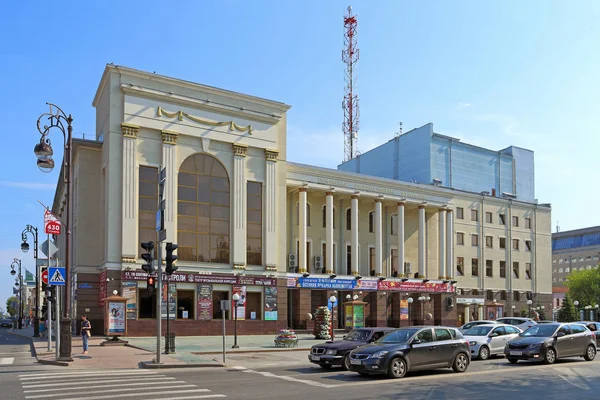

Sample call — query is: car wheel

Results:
[319,364,332,369]
[452,353,469,373]
[478,346,490,360]
[507,357,519,364]
[543,348,556,365]
[342,354,351,371]
[387,357,407,379]
[584,345,596,361]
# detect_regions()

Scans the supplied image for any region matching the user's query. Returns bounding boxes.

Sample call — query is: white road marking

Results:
[24,385,200,399]
[159,396,226,400]
[0,357,14,364]
[24,381,192,393]
[19,370,158,378]
[55,389,219,400]
[242,368,334,388]
[22,376,175,388]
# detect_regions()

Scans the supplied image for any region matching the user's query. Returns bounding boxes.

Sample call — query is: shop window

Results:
[457,257,464,276]
[177,154,230,263]
[456,207,464,219]
[177,290,195,319]
[472,258,479,277]
[213,291,230,320]
[246,292,262,320]
[500,261,506,278]
[486,260,493,277]
[247,181,263,266]
[138,289,156,319]
[139,166,158,257]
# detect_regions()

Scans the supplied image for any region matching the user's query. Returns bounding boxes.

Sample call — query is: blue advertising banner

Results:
[287,277,378,291]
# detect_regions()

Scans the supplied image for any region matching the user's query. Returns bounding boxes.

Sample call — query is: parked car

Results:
[0,318,12,328]
[348,326,470,378]
[504,322,596,364]
[496,317,537,331]
[309,328,395,370]
[573,321,600,346]
[463,324,522,360]
[459,320,499,333]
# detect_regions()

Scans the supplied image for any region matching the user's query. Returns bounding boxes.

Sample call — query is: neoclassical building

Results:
[52,65,552,335]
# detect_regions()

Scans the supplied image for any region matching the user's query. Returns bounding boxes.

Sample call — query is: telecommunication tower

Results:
[342,5,359,162]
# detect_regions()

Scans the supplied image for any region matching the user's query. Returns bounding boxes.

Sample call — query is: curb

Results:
[193,347,311,355]
[8,331,70,367]
[139,360,225,369]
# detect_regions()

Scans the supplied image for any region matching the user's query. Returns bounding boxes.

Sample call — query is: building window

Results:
[500,291,507,301]
[525,217,531,229]
[138,289,156,318]
[513,262,519,279]
[247,182,263,266]
[457,257,464,276]
[369,247,376,276]
[553,278,557,283]
[471,234,479,247]
[559,258,564,264]
[212,291,230,319]
[558,267,563,273]
[525,263,532,279]
[391,249,398,276]
[553,259,556,264]
[471,209,478,221]
[485,212,492,224]
[346,209,351,231]
[565,267,570,273]
[499,237,506,249]
[139,166,158,257]
[457,232,464,245]
[500,261,506,278]
[346,245,352,275]
[322,243,327,270]
[369,212,374,233]
[525,240,532,252]
[485,236,493,248]
[486,260,493,277]
[321,206,336,229]
[390,214,397,235]
[472,258,479,276]
[512,239,519,251]
[177,154,230,263]
[512,216,519,227]
[177,290,195,319]
[456,207,464,219]
[514,291,521,301]
[245,292,262,320]
[499,214,506,225]
[296,204,311,226]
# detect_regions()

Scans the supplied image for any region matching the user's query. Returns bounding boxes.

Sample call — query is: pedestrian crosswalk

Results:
[0,357,14,364]
[19,369,227,399]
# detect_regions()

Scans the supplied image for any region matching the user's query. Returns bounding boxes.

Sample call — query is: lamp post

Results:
[511,305,516,317]
[10,259,23,329]
[527,300,533,318]
[232,293,240,349]
[418,295,431,324]
[329,295,337,340]
[594,304,599,322]
[21,225,40,337]
[407,297,413,326]
[574,301,580,321]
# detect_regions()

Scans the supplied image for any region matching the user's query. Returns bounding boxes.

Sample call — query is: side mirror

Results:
[411,339,423,345]
[489,333,498,337]
[556,332,566,338]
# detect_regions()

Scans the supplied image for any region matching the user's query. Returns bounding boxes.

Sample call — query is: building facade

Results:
[51,65,553,336]
[338,123,536,202]
[552,226,600,287]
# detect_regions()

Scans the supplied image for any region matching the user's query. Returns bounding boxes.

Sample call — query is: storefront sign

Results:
[161,283,177,319]
[232,285,246,320]
[377,280,454,293]
[264,286,278,321]
[353,305,364,328]
[121,271,275,286]
[197,284,213,321]
[345,305,353,329]
[99,270,107,305]
[400,299,409,320]
[122,281,137,320]
[287,277,378,290]
[108,302,126,334]
[456,298,485,305]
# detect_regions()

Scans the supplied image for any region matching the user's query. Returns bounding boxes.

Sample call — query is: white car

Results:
[496,317,537,331]
[459,320,499,333]
[464,324,522,360]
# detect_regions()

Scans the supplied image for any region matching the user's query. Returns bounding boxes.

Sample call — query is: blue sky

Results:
[1,1,599,307]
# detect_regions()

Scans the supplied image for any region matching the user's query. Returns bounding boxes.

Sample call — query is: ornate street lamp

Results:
[21,225,40,337]
[232,293,240,349]
[329,295,337,340]
[10,259,23,329]
[407,297,413,326]
[574,300,580,321]
[527,300,533,318]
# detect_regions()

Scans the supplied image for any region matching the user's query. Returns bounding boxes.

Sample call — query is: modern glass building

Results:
[338,123,536,202]
[552,226,600,287]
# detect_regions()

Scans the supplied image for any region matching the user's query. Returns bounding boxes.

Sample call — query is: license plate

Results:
[311,355,321,361]
[350,359,362,365]
[510,351,522,356]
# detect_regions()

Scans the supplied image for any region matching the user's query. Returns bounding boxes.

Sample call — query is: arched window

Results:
[177,154,230,263]
[322,206,336,229]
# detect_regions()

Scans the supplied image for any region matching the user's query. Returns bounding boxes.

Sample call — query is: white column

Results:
[438,208,446,279]
[265,149,278,270]
[298,187,308,273]
[464,305,471,323]
[121,123,138,261]
[375,198,383,276]
[478,305,484,320]
[325,192,334,274]
[161,131,177,243]
[446,209,454,279]
[397,202,405,276]
[418,204,426,278]
[351,194,359,276]
[233,143,248,269]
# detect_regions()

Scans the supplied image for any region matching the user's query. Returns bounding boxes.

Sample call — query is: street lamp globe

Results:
[20,242,29,252]
[329,295,337,303]
[511,305,516,309]
[10,269,16,276]
[232,293,240,302]
[353,294,359,301]
[407,297,413,304]
[34,141,53,161]
[574,301,580,307]
[426,296,431,302]
[418,296,424,302]
[595,304,599,309]
[346,294,351,300]
[36,158,55,173]
[527,300,533,305]
[541,306,545,310]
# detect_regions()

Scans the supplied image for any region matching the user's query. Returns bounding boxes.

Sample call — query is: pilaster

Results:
[325,191,334,275]
[418,204,426,278]
[162,130,177,243]
[446,209,454,280]
[298,188,308,273]
[265,149,278,271]
[121,123,139,259]
[438,208,446,279]
[397,202,405,276]
[374,198,383,276]
[351,194,359,276]
[233,143,248,269]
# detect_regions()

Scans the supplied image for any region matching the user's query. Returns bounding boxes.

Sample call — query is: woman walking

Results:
[80,314,91,354]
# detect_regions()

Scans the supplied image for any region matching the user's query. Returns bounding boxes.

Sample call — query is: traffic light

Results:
[146,276,156,294]
[141,241,155,274]
[46,286,56,303]
[165,242,178,275]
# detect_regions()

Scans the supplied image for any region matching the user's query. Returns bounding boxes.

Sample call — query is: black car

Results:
[505,322,596,364]
[309,328,394,370]
[348,326,470,378]
[0,319,13,328]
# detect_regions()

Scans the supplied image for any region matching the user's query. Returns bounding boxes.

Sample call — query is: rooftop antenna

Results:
[342,5,360,162]
[395,121,403,138]
[556,222,560,233]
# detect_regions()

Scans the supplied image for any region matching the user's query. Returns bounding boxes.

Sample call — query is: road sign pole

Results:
[155,165,165,365]
[55,282,60,360]
[47,232,51,352]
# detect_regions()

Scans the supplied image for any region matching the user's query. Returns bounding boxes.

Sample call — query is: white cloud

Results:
[0,181,55,190]
[456,102,472,109]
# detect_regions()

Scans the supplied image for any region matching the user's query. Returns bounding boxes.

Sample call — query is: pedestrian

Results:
[39,319,46,339]
[80,314,91,355]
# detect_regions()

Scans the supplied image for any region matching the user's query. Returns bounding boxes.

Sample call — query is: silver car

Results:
[496,317,537,331]
[464,324,522,360]
[459,320,499,333]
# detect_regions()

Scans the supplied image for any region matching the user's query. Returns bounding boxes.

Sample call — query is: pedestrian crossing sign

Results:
[48,267,66,285]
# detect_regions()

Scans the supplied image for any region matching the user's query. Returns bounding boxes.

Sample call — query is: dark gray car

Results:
[348,326,470,378]
[505,322,596,364]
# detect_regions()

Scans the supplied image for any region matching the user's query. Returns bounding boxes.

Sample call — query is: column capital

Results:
[121,123,139,138]
[351,194,360,200]
[418,204,427,210]
[325,191,335,196]
[299,187,308,193]
[265,148,279,162]
[161,130,178,145]
[374,198,382,203]
[439,208,447,213]
[446,208,454,213]
[397,201,406,206]
[233,143,248,157]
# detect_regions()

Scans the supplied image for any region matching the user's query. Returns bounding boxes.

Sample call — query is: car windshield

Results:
[377,328,419,344]
[520,325,558,337]
[344,329,370,341]
[465,326,493,336]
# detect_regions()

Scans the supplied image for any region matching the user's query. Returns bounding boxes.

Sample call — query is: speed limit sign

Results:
[44,210,61,235]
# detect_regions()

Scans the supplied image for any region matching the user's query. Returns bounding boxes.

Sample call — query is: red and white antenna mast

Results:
[342,5,359,162]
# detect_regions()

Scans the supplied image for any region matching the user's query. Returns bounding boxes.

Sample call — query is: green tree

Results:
[557,294,578,322]
[5,296,18,317]
[565,265,600,307]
